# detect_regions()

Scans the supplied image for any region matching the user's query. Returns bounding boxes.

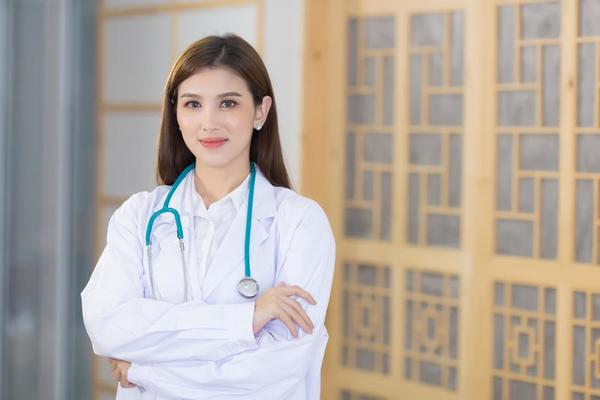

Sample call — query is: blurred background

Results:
[2,0,600,399]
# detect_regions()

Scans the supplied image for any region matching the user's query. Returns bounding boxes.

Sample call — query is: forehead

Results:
[178,67,250,95]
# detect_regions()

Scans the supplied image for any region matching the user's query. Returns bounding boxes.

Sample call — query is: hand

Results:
[252,282,317,337]
[108,357,136,389]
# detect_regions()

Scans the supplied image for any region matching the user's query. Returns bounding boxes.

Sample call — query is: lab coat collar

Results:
[157,163,276,221]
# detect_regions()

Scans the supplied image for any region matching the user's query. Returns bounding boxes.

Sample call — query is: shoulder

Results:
[272,186,332,236]
[110,186,171,229]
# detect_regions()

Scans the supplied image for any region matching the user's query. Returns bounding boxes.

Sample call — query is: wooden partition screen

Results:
[302,0,600,399]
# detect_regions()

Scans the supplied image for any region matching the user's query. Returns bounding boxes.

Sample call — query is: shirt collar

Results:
[192,171,250,217]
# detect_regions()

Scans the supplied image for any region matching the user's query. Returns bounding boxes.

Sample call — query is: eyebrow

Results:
[179,91,243,99]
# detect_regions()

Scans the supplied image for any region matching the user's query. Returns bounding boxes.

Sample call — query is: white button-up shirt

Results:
[192,173,250,287]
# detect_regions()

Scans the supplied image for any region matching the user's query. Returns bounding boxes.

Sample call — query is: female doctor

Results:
[81,34,335,400]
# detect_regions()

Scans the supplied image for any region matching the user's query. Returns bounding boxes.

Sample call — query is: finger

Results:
[278,310,298,337]
[281,302,313,334]
[276,281,286,288]
[282,296,314,330]
[109,360,121,372]
[120,374,130,389]
[284,285,317,305]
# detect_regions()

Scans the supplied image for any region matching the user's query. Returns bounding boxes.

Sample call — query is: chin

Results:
[194,155,235,169]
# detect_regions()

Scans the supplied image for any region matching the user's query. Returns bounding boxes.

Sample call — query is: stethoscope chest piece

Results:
[237,277,259,299]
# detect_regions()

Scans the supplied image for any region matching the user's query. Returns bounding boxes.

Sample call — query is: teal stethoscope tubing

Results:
[144,162,257,301]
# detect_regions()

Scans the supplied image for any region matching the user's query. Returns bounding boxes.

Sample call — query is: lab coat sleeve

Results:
[126,200,336,399]
[81,193,258,364]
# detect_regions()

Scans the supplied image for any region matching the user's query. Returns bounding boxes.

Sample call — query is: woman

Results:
[81,34,335,399]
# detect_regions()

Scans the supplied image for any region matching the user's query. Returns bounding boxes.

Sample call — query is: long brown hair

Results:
[156,34,291,188]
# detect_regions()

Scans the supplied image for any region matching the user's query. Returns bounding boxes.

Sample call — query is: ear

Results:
[254,96,272,129]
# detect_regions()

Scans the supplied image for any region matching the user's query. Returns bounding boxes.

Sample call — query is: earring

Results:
[255,124,262,131]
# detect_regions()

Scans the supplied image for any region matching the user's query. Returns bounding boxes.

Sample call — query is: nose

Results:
[201,105,221,132]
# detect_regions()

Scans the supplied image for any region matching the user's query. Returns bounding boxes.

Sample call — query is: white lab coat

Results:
[81,166,336,400]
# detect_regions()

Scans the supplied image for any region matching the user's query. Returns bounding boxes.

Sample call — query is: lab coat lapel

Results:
[202,166,275,300]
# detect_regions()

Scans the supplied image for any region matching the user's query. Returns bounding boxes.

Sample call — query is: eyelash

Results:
[184,100,238,109]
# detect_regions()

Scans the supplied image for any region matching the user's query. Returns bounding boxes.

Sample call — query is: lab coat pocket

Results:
[152,238,187,303]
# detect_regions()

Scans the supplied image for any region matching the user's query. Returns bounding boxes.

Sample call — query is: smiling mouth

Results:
[199,138,228,143]
[199,138,228,148]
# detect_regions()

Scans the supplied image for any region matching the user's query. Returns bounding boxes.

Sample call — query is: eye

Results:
[184,100,201,109]
[221,99,238,108]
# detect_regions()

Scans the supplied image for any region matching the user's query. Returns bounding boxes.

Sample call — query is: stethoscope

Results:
[145,162,259,300]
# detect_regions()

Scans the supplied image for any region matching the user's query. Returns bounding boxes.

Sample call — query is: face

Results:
[176,67,271,170]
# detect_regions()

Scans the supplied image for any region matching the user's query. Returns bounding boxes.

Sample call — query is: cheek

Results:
[224,112,254,135]
[176,108,191,129]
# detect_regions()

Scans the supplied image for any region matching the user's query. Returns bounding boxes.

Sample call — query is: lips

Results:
[200,138,228,143]
[199,138,228,148]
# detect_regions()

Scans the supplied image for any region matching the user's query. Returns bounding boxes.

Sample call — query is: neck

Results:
[194,159,251,208]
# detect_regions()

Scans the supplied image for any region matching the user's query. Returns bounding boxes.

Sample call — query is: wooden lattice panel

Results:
[341,261,392,375]
[344,16,395,241]
[494,0,561,259]
[492,282,557,400]
[404,270,460,391]
[575,0,600,264]
[407,11,464,249]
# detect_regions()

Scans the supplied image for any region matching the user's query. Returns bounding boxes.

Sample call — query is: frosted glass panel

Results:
[348,95,376,124]
[496,219,534,256]
[429,53,443,86]
[498,6,515,83]
[347,19,358,86]
[519,134,559,171]
[178,6,257,53]
[577,43,596,127]
[411,14,444,46]
[429,94,463,126]
[542,45,560,127]
[363,133,393,163]
[104,14,171,103]
[365,16,394,49]
[427,215,460,247]
[410,134,441,166]
[497,135,513,211]
[520,46,536,83]
[580,0,600,36]
[450,12,464,86]
[345,208,372,238]
[540,179,558,259]
[576,134,600,172]
[518,178,534,213]
[520,2,561,39]
[102,112,160,198]
[575,180,593,263]
[498,91,536,126]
